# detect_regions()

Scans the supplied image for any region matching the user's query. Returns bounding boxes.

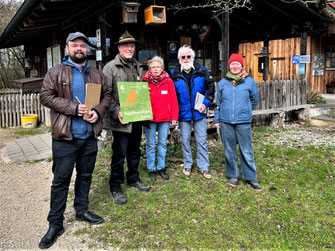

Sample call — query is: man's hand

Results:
[198,104,207,114]
[171,120,177,126]
[118,112,129,125]
[86,110,98,124]
[78,104,88,116]
[214,123,220,128]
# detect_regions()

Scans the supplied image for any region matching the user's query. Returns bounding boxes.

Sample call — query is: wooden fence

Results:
[254,79,307,110]
[0,93,46,128]
[0,80,308,128]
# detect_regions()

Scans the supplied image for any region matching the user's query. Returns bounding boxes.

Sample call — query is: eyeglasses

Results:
[181,55,192,59]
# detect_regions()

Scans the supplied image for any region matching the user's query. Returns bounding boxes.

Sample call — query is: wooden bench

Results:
[252,104,313,128]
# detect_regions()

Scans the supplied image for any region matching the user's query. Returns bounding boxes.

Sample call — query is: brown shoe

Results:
[199,170,211,179]
[182,168,191,176]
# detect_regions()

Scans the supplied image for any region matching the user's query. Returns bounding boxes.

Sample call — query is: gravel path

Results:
[0,122,334,250]
[0,129,92,250]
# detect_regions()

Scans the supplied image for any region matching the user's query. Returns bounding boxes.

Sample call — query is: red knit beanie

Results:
[228,53,244,67]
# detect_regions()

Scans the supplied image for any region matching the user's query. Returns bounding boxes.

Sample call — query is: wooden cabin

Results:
[0,0,334,93]
[239,34,335,93]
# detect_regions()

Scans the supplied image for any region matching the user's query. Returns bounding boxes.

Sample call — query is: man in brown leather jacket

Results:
[103,31,150,205]
[39,32,111,249]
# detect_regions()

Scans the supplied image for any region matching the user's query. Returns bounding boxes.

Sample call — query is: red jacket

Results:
[143,75,179,123]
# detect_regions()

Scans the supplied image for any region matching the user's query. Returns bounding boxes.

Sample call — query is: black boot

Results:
[157,169,169,180]
[148,171,157,182]
[38,226,65,249]
[75,211,104,224]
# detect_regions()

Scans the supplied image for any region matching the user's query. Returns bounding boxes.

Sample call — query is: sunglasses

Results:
[181,55,192,59]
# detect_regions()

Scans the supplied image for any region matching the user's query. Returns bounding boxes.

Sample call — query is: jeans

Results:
[144,121,170,171]
[219,122,257,181]
[48,137,97,228]
[109,123,142,192]
[179,118,209,171]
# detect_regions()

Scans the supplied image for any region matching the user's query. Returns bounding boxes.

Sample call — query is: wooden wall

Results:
[238,35,335,93]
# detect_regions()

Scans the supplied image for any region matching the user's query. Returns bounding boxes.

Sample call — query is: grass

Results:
[76,126,334,249]
[14,125,49,136]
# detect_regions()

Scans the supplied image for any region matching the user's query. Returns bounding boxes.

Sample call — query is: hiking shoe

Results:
[246,181,263,191]
[157,169,169,180]
[198,170,211,179]
[228,178,238,188]
[110,191,127,205]
[182,168,191,176]
[127,181,151,192]
[148,171,157,182]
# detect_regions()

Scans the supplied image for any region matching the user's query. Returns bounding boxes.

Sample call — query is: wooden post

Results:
[0,96,4,127]
[300,32,307,80]
[222,11,229,78]
[97,0,107,71]
[263,39,269,81]
[210,11,229,78]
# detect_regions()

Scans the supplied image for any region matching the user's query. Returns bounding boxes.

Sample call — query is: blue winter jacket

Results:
[63,56,93,139]
[213,76,259,124]
[171,62,215,122]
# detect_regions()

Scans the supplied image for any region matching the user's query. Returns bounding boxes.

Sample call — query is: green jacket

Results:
[102,54,144,133]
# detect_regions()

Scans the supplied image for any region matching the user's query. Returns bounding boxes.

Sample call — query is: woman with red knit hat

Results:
[213,53,263,191]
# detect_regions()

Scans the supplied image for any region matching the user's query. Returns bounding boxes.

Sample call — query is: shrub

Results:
[307,89,326,104]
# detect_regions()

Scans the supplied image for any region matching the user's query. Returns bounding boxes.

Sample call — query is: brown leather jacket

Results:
[40,63,111,141]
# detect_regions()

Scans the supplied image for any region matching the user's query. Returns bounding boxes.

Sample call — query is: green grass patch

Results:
[14,128,42,136]
[79,126,334,249]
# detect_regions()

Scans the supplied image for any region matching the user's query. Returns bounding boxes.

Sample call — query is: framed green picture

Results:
[117,82,153,123]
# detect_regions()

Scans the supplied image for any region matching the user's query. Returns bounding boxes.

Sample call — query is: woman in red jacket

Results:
[143,56,179,181]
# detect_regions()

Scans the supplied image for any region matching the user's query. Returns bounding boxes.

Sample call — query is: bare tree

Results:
[0,0,24,89]
[169,0,252,16]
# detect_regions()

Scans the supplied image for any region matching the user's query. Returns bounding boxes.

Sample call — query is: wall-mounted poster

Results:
[312,54,324,76]
[117,82,153,123]
[168,41,178,61]
[298,63,305,74]
[52,45,61,66]
[47,47,52,69]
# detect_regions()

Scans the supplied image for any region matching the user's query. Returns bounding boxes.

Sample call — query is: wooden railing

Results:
[0,93,46,128]
[254,79,307,110]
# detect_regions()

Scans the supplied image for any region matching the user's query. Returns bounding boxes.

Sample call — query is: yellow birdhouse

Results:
[144,5,166,25]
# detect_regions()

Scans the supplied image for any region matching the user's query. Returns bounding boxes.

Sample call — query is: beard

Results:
[70,51,87,64]
[180,61,194,72]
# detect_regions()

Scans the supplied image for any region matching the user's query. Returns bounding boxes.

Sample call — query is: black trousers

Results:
[47,137,97,228]
[109,123,142,192]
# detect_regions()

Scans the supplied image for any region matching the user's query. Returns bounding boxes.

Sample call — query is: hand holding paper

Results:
[194,92,206,113]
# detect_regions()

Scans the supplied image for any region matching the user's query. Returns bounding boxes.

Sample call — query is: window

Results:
[325,48,335,70]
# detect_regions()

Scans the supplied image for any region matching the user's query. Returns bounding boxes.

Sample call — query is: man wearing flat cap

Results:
[103,31,150,205]
[39,31,111,249]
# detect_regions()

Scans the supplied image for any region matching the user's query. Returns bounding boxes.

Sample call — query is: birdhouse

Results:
[122,2,141,23]
[144,5,166,25]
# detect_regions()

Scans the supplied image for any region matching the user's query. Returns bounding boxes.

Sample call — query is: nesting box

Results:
[144,5,166,25]
[122,2,141,23]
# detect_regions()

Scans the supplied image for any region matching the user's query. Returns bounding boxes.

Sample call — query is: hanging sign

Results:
[292,55,300,64]
[300,55,310,64]
[96,29,101,48]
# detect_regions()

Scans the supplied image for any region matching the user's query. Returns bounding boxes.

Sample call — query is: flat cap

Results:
[66,32,89,44]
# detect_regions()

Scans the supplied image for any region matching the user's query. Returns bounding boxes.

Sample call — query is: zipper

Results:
[81,68,89,135]
[232,85,235,123]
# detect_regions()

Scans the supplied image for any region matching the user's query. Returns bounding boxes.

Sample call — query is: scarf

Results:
[226,69,248,87]
[144,70,170,85]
